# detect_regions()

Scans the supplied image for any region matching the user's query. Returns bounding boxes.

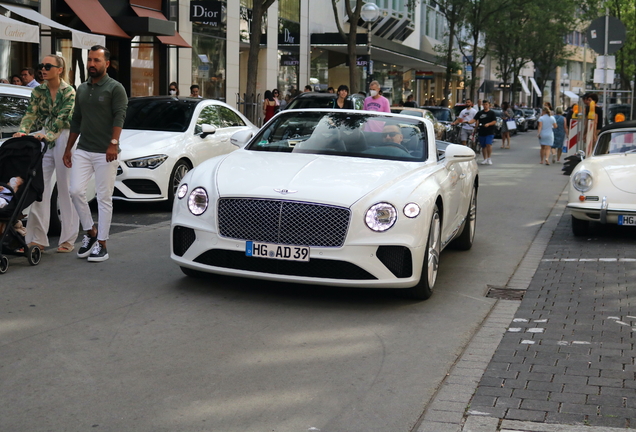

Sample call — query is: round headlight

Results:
[572,170,593,192]
[188,187,209,215]
[365,202,397,232]
[403,203,421,218]
[177,183,188,199]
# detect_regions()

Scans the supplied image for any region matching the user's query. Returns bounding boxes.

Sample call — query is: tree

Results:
[246,0,276,122]
[434,0,467,103]
[526,0,578,107]
[331,0,366,93]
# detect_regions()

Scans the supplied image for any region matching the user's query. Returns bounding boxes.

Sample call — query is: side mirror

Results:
[200,124,216,139]
[444,143,476,163]
[577,149,586,160]
[230,129,254,148]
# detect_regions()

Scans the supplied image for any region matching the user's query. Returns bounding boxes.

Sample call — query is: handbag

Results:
[506,119,517,130]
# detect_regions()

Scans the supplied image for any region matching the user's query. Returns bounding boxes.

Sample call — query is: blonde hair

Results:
[44,54,68,83]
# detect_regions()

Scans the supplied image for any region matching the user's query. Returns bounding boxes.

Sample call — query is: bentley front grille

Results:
[218,198,350,247]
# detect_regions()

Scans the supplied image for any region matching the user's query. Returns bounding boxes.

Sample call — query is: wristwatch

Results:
[110,139,119,146]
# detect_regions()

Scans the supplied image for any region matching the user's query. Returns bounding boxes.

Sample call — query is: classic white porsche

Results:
[568,120,636,236]
[171,109,479,299]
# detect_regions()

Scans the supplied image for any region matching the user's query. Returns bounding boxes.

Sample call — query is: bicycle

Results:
[467,129,480,156]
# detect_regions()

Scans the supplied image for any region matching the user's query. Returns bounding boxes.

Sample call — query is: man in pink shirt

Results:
[363,80,390,113]
[363,80,391,132]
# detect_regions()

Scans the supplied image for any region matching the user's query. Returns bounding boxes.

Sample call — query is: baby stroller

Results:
[0,136,46,274]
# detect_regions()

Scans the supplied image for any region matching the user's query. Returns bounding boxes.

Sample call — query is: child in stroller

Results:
[0,176,24,208]
[0,136,45,274]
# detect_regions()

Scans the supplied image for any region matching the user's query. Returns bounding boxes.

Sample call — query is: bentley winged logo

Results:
[274,188,298,195]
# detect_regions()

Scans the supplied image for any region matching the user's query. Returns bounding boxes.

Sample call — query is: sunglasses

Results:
[383,131,400,137]
[37,63,60,71]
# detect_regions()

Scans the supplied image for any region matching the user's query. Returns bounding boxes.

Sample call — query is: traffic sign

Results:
[586,16,626,55]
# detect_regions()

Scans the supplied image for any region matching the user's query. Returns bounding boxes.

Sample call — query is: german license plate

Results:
[618,215,636,226]
[245,241,310,262]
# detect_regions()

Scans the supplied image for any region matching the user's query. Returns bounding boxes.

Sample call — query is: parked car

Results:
[115,96,258,203]
[0,83,32,138]
[567,120,636,236]
[171,109,479,300]
[420,106,461,143]
[490,108,504,138]
[513,109,527,132]
[390,107,446,140]
[522,108,538,129]
[284,92,365,111]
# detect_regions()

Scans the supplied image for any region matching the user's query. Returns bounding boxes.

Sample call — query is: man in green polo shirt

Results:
[63,45,128,263]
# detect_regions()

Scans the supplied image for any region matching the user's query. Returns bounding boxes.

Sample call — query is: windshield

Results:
[0,95,29,138]
[594,131,636,155]
[523,109,535,116]
[247,111,428,162]
[427,108,452,122]
[287,97,337,110]
[124,98,199,132]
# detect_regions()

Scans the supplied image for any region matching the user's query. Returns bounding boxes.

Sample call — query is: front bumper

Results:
[567,196,636,224]
[171,224,427,288]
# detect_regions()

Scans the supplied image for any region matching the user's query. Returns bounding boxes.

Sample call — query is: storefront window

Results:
[192,33,226,101]
[131,36,156,97]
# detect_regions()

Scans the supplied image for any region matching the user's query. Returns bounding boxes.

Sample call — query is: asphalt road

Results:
[1,130,574,432]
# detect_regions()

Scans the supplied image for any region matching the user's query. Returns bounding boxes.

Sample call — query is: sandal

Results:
[57,242,74,253]
[28,242,45,251]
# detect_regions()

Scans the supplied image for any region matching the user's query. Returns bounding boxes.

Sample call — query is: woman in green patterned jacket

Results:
[13,54,79,253]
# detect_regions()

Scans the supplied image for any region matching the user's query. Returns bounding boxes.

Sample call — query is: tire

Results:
[167,160,191,206]
[0,255,8,274]
[47,184,62,237]
[180,266,208,278]
[27,245,42,266]
[571,215,589,237]
[451,186,477,250]
[402,205,441,300]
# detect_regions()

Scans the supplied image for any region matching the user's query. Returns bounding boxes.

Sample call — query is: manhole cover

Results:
[485,286,525,300]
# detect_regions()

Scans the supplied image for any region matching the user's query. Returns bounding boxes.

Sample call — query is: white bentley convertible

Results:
[568,120,636,236]
[171,109,479,299]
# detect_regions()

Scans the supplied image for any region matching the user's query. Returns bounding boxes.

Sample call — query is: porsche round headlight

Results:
[365,202,397,232]
[403,202,421,218]
[177,183,188,199]
[188,187,208,215]
[572,170,593,192]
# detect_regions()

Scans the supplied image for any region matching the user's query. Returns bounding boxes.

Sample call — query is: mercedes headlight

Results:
[125,154,168,169]
[365,202,397,232]
[188,187,209,215]
[572,170,593,192]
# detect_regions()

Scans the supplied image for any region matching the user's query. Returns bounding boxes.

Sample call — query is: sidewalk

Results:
[415,187,636,431]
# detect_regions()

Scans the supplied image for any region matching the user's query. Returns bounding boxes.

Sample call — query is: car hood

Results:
[215,150,421,207]
[598,156,636,194]
[120,130,182,154]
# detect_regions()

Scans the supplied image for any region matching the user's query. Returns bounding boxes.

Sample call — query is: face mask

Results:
[370,90,378,97]
[169,90,176,95]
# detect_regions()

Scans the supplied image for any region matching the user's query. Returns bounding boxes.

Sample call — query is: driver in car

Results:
[382,125,410,153]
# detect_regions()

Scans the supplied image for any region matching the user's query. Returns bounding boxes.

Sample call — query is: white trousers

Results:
[26,129,79,247]
[69,149,118,242]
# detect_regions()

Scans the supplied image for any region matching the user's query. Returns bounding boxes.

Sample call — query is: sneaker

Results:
[481,159,489,165]
[87,242,109,262]
[77,234,98,258]
[487,158,493,165]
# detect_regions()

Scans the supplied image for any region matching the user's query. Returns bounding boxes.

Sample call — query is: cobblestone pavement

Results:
[466,210,636,429]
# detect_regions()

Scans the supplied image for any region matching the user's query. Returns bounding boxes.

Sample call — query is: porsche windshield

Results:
[594,131,636,155]
[247,111,428,162]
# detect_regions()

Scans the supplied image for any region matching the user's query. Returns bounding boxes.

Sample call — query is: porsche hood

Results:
[214,150,422,207]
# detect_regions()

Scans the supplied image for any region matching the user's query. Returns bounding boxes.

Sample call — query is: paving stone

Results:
[494,397,521,409]
[560,402,599,415]
[504,408,547,422]
[584,414,629,428]
[424,409,465,423]
[519,399,560,412]
[417,420,462,432]
[547,392,586,404]
[525,380,563,392]
[474,386,513,398]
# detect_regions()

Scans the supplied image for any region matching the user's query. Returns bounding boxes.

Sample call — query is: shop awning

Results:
[0,3,105,49]
[518,76,531,95]
[562,90,579,101]
[63,0,130,38]
[0,14,39,43]
[529,77,541,94]
[126,5,190,47]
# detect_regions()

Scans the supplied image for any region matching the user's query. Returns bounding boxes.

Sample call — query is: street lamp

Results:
[360,2,380,90]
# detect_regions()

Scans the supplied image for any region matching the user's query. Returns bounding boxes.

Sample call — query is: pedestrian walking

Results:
[334,85,354,109]
[62,45,128,263]
[500,101,514,149]
[537,106,556,165]
[263,90,277,123]
[13,54,79,253]
[168,82,179,96]
[363,80,390,113]
[469,100,497,164]
[551,107,566,163]
[190,84,201,98]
